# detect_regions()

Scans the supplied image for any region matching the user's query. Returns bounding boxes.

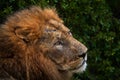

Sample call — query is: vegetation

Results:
[0,0,120,80]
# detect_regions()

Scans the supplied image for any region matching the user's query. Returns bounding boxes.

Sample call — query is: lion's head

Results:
[0,6,87,80]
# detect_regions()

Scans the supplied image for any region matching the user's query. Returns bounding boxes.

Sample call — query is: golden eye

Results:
[54,41,64,50]
[68,31,72,36]
[54,41,63,45]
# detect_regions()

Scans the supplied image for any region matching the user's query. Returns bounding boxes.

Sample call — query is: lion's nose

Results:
[78,52,87,59]
[78,44,87,59]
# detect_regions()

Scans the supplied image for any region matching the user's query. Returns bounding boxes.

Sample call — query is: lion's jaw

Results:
[56,51,87,73]
[71,54,87,73]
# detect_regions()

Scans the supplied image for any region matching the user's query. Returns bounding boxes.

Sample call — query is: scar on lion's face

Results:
[0,6,87,80]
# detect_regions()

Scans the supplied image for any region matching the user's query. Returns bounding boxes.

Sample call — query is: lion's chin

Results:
[70,54,87,73]
[71,61,87,73]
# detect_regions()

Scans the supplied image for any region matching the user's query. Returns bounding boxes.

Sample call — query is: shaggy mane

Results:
[0,6,68,80]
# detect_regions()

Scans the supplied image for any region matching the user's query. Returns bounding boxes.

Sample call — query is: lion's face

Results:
[36,19,87,73]
[0,7,87,80]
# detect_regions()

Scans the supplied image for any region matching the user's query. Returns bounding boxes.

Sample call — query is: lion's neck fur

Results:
[0,31,72,80]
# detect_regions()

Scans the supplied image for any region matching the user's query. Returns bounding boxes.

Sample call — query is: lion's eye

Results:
[68,31,72,36]
[54,41,63,50]
[54,41,63,45]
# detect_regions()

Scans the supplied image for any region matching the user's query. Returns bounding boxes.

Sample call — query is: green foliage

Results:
[0,0,120,80]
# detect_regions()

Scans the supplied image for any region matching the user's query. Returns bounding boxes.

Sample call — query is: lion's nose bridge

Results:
[70,37,87,54]
[72,39,87,53]
[78,42,88,53]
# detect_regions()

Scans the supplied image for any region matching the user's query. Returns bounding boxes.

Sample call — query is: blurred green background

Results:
[0,0,120,80]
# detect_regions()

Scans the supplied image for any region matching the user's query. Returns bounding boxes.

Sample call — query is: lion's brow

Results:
[49,19,62,28]
[48,19,70,32]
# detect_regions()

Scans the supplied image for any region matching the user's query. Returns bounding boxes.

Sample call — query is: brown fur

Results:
[0,6,87,80]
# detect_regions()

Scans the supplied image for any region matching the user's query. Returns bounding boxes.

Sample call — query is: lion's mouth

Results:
[70,60,86,71]
[55,53,87,72]
[69,53,87,71]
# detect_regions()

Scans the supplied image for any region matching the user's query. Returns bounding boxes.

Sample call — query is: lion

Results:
[0,6,87,80]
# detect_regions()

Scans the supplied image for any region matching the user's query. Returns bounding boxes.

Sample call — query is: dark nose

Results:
[78,52,86,59]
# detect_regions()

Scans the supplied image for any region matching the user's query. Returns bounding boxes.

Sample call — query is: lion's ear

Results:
[15,27,31,43]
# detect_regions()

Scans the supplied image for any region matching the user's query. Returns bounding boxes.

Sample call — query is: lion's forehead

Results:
[48,19,70,32]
